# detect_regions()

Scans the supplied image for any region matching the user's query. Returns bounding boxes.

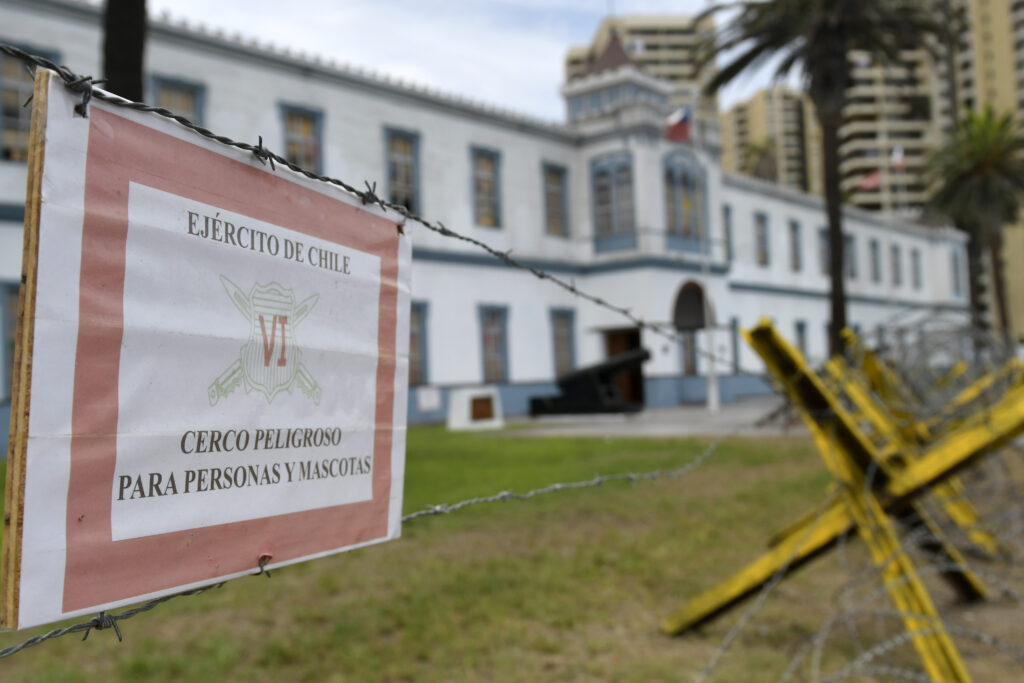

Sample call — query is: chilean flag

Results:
[856,169,882,191]
[666,106,692,142]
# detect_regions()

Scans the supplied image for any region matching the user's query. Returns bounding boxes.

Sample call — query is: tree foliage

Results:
[698,0,939,355]
[927,107,1024,340]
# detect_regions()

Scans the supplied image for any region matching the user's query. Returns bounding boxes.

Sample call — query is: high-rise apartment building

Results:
[565,14,719,145]
[952,0,1019,118]
[839,0,1024,215]
[838,48,945,215]
[720,87,823,197]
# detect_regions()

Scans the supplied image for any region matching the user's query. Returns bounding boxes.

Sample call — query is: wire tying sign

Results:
[2,71,411,630]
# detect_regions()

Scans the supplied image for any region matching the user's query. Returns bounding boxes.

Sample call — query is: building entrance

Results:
[603,327,644,405]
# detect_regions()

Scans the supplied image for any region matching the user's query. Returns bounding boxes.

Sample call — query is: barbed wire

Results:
[695,490,841,683]
[402,428,732,523]
[0,583,222,660]
[0,392,769,660]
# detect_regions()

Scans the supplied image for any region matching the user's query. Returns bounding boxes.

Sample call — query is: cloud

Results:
[148,0,766,119]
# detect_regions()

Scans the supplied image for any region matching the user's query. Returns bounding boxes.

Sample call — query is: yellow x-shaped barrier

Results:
[664,320,1024,682]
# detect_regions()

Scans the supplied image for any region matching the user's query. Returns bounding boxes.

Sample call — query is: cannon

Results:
[529,348,651,416]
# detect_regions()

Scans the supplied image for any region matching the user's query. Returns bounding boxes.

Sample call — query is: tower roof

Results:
[581,30,634,77]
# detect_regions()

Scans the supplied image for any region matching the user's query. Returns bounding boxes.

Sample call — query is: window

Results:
[795,320,807,355]
[952,248,963,296]
[844,234,857,279]
[152,76,204,124]
[472,147,501,227]
[479,305,508,383]
[789,220,802,272]
[754,213,770,266]
[543,163,568,237]
[2,45,58,161]
[870,239,881,283]
[386,128,419,213]
[3,284,17,403]
[550,309,575,377]
[730,317,740,373]
[280,105,323,173]
[910,248,922,289]
[819,228,830,274]
[592,153,635,251]
[723,205,733,262]
[891,244,903,286]
[408,302,428,386]
[664,152,704,249]
[681,332,697,376]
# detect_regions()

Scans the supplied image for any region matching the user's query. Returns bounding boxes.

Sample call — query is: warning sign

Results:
[2,71,411,629]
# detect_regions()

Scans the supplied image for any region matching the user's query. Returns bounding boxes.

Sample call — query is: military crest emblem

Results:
[209,276,321,405]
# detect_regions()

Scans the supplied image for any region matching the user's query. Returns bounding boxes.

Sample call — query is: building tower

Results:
[565,14,720,149]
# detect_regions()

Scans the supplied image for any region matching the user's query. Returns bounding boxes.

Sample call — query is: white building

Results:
[0,0,969,443]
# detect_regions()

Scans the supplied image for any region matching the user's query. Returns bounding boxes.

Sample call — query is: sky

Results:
[146,0,776,122]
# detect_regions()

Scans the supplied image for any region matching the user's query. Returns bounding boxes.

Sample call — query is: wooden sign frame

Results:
[3,68,48,631]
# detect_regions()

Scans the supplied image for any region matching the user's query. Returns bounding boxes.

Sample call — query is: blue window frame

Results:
[479,305,509,383]
[819,228,830,275]
[591,152,635,252]
[844,234,857,280]
[279,103,324,173]
[542,163,569,237]
[2,283,18,404]
[754,212,770,266]
[663,151,705,252]
[952,248,963,296]
[409,301,428,386]
[891,243,903,286]
[795,320,807,355]
[471,147,501,227]
[150,75,206,124]
[385,127,420,214]
[2,43,59,161]
[723,204,733,263]
[550,308,576,377]
[730,317,740,373]
[870,239,881,283]
[911,248,922,289]
[789,220,802,272]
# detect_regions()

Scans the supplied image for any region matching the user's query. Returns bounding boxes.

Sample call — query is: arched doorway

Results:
[672,282,713,376]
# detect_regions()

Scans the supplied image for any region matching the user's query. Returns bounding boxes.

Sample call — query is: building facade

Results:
[0,0,969,448]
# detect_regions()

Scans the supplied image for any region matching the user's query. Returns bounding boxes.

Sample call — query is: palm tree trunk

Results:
[820,110,847,357]
[103,0,147,101]
[965,230,988,336]
[987,228,1012,347]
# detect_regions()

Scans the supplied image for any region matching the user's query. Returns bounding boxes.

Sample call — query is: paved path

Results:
[508,394,807,439]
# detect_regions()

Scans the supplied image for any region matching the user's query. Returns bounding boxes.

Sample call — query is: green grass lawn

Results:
[3,427,1000,681]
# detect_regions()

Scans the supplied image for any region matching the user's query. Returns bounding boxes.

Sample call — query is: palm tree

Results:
[698,1,938,356]
[927,107,1024,345]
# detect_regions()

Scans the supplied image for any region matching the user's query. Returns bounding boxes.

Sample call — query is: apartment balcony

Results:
[839,156,884,174]
[839,120,885,137]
